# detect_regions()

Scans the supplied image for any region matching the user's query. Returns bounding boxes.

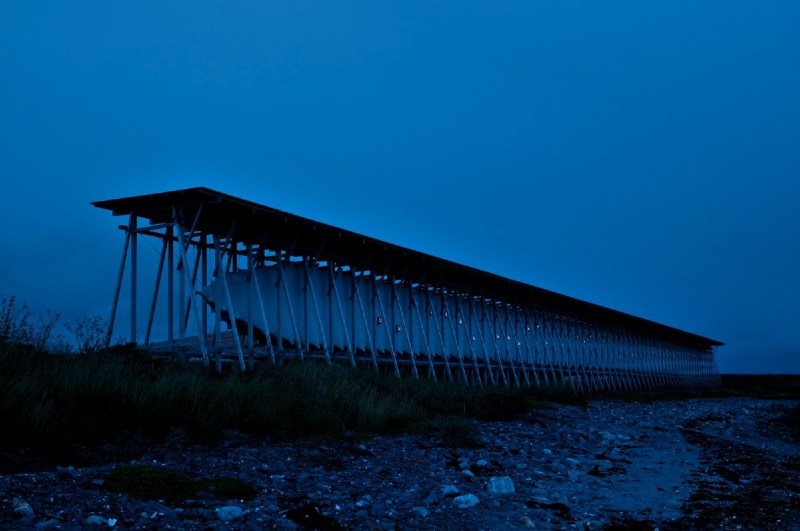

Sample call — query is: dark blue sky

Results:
[1,1,798,372]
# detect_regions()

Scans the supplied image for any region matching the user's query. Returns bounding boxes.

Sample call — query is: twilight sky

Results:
[1,1,798,373]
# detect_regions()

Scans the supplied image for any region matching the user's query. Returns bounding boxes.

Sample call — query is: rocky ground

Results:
[1,397,799,530]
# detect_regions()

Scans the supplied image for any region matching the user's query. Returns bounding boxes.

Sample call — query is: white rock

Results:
[462,469,475,479]
[216,506,244,522]
[487,476,515,495]
[85,515,107,526]
[565,458,580,467]
[542,448,552,455]
[452,494,480,509]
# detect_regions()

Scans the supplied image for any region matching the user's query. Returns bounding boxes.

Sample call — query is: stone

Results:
[412,506,429,517]
[85,515,107,525]
[216,505,245,522]
[462,469,475,479]
[35,520,60,530]
[487,476,515,495]
[442,485,460,497]
[599,431,616,442]
[12,497,34,518]
[565,458,580,467]
[452,494,480,509]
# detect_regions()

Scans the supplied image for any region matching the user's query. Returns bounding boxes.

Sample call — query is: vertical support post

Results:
[392,280,419,379]
[167,226,174,344]
[484,302,508,386]
[330,266,356,367]
[469,298,496,386]
[182,240,203,334]
[247,243,254,353]
[201,233,207,341]
[373,276,400,377]
[450,293,483,387]
[176,224,209,367]
[409,286,438,381]
[249,251,276,364]
[214,233,245,371]
[426,289,454,382]
[130,215,138,344]
[144,236,167,346]
[179,227,185,340]
[304,257,331,364]
[275,254,304,359]
[105,218,132,348]
[352,273,379,370]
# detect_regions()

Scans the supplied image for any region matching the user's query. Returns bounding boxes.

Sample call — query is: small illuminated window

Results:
[395,324,401,332]
[376,316,384,324]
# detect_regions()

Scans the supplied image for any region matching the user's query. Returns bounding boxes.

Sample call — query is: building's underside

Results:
[93,187,723,393]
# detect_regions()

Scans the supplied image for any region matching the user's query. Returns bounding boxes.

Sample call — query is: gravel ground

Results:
[1,397,798,530]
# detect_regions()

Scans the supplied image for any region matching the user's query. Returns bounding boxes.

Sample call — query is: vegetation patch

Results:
[104,465,255,503]
[426,416,481,448]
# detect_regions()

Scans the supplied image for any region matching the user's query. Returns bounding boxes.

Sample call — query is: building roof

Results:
[93,187,724,349]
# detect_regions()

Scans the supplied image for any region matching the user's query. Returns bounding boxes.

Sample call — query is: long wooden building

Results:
[93,187,723,392]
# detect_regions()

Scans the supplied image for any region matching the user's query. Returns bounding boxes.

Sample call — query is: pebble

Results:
[412,506,429,517]
[216,505,244,522]
[487,476,515,495]
[442,485,460,497]
[452,494,480,509]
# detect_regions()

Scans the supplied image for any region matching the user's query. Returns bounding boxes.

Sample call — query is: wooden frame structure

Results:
[94,187,723,392]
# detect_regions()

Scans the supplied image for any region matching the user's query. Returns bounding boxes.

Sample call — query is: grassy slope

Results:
[0,344,565,452]
[1,343,797,454]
